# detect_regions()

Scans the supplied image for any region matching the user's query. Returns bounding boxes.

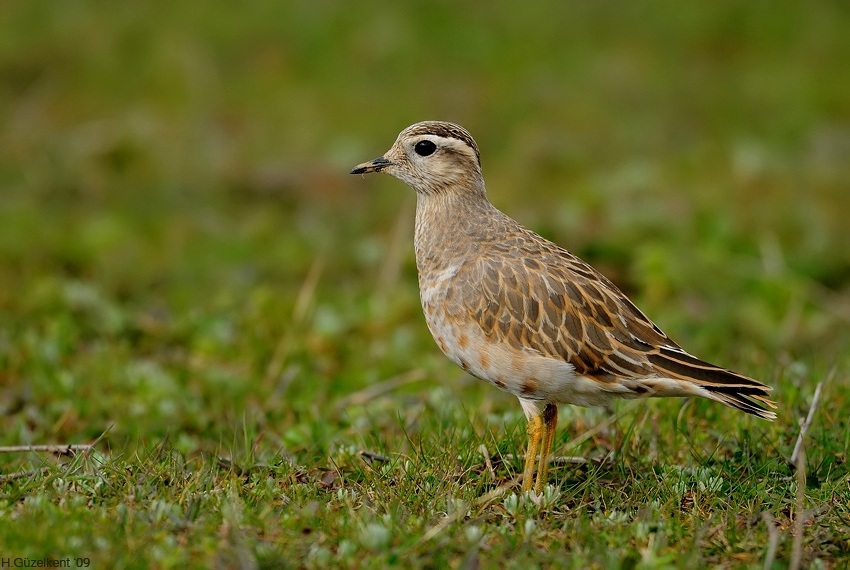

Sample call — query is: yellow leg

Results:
[535,403,558,494]
[521,413,543,492]
[521,403,559,493]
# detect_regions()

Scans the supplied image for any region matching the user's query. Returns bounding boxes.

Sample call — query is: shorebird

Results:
[351,121,776,493]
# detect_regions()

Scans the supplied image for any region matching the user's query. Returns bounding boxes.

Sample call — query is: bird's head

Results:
[351,121,484,197]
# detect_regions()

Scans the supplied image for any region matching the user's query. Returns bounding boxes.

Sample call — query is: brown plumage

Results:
[351,121,776,493]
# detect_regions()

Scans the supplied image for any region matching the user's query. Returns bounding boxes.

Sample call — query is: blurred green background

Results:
[1,1,849,563]
[3,1,847,444]
[0,0,850,567]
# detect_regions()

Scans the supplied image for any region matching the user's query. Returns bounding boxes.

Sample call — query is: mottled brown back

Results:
[453,222,775,418]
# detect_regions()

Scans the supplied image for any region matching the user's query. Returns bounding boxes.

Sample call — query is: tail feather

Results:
[648,346,777,420]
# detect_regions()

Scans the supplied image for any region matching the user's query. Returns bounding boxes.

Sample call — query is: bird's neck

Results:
[413,186,501,273]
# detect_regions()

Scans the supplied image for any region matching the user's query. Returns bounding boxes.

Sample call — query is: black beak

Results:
[350,156,392,175]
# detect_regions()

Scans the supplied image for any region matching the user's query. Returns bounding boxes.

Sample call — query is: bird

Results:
[350,121,776,494]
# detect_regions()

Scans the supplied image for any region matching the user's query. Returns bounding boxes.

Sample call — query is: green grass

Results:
[1,1,849,568]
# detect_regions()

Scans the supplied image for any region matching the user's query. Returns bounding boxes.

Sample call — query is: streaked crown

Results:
[398,121,481,166]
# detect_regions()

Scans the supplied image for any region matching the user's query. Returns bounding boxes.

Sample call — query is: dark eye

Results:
[414,140,437,157]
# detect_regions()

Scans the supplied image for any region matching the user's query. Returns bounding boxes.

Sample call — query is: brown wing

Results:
[463,235,775,419]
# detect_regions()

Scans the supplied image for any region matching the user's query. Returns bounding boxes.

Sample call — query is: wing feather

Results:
[462,231,775,419]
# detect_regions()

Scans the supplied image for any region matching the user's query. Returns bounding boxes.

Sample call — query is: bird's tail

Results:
[645,346,777,420]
